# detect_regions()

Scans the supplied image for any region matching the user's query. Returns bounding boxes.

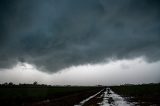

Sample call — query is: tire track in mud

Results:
[76,88,135,106]
[74,89,105,106]
[99,88,135,106]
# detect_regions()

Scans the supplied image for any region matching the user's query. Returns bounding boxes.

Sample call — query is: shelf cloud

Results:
[0,0,160,72]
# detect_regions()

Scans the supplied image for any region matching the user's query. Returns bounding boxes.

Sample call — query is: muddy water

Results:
[74,88,136,106]
[99,88,135,106]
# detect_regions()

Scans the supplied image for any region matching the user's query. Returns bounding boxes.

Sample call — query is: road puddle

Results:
[99,88,135,106]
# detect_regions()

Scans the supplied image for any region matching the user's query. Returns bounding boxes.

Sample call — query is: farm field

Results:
[0,83,159,106]
[0,84,104,106]
[110,83,160,106]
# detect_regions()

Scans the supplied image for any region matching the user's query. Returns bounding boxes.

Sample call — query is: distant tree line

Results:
[0,82,159,88]
[0,82,83,88]
[0,81,54,88]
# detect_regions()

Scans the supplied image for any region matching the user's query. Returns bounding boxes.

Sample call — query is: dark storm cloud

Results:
[0,0,160,72]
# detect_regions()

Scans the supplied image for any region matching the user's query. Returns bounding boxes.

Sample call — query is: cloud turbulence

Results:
[0,0,160,72]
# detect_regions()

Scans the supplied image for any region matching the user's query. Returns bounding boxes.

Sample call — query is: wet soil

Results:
[26,88,104,106]
[125,95,160,106]
[82,88,106,106]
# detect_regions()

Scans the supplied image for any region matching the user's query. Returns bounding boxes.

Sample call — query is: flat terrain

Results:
[0,84,104,106]
[110,83,160,106]
[0,83,159,106]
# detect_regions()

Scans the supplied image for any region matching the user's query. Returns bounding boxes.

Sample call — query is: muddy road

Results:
[75,85,160,106]
[75,88,134,106]
[1,84,159,106]
[11,88,159,106]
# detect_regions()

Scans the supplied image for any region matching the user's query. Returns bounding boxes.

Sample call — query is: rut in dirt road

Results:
[99,88,135,106]
[75,88,135,106]
[74,89,105,106]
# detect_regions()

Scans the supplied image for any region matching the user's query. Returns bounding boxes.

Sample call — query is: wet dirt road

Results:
[75,88,135,106]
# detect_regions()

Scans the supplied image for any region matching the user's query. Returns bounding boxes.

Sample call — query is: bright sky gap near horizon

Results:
[0,0,160,85]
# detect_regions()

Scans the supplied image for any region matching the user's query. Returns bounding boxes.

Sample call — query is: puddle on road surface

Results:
[99,88,135,106]
[74,88,136,106]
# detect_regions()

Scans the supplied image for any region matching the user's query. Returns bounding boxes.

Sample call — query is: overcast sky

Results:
[0,0,160,85]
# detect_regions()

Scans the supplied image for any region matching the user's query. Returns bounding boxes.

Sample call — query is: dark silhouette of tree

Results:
[8,82,13,86]
[3,82,8,86]
[33,81,38,85]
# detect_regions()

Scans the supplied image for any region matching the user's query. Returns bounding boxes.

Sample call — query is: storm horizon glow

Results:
[0,57,160,85]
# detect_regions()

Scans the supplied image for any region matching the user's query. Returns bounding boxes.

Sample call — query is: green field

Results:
[0,86,91,99]
[110,83,160,105]
[0,84,104,106]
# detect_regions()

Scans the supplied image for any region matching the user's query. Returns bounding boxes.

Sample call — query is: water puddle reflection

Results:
[99,88,135,106]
